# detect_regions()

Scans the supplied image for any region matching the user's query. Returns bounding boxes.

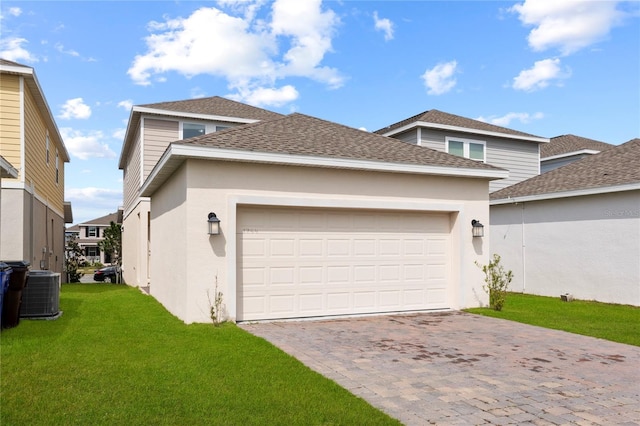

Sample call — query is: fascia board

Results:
[490,182,640,205]
[541,149,600,162]
[141,144,509,196]
[133,106,261,125]
[381,121,550,144]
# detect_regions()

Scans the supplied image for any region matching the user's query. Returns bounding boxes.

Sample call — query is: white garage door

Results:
[237,206,451,321]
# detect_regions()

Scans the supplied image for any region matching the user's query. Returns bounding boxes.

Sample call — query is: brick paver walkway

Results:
[240,312,640,425]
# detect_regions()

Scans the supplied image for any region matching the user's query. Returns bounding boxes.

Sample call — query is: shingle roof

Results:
[139,96,283,121]
[541,134,613,158]
[68,211,122,228]
[178,112,505,172]
[374,109,543,139]
[491,138,640,200]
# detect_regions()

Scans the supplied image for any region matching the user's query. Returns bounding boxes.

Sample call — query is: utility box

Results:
[20,271,61,318]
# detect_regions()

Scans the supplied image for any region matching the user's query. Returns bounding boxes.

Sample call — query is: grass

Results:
[465,292,640,346]
[1,284,399,426]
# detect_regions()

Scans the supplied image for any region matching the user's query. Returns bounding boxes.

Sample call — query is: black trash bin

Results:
[1,261,30,329]
[0,262,12,328]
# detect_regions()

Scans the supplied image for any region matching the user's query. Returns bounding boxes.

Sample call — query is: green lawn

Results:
[465,292,640,346]
[1,284,399,426]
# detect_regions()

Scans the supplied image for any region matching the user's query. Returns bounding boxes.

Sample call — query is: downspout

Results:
[521,202,526,293]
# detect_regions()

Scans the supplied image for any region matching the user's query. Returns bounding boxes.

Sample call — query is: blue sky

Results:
[1,0,638,225]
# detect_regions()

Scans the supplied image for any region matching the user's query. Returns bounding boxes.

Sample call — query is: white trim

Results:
[417,127,422,147]
[139,117,145,187]
[541,149,601,162]
[380,121,550,144]
[141,144,508,196]
[491,182,640,205]
[19,76,25,183]
[225,194,465,321]
[132,106,260,125]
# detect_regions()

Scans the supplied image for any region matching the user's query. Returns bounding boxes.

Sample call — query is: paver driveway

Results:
[240,312,640,425]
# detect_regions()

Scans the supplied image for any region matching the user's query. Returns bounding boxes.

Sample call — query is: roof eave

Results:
[490,182,640,205]
[379,121,550,144]
[1,63,71,162]
[541,149,601,162]
[141,144,509,197]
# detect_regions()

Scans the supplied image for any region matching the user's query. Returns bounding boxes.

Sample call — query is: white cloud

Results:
[58,98,92,120]
[117,99,133,110]
[0,37,38,63]
[112,128,126,141]
[54,43,79,57]
[270,0,342,87]
[476,112,544,127]
[60,128,117,160]
[128,0,342,106]
[373,11,394,41]
[228,84,299,107]
[66,187,123,225]
[510,0,626,55]
[421,60,458,95]
[8,7,22,17]
[512,58,570,92]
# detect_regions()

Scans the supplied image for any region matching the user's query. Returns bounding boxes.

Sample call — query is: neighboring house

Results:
[118,96,283,287]
[490,139,640,306]
[0,59,72,278]
[65,210,123,265]
[138,112,507,323]
[541,134,613,173]
[375,109,549,192]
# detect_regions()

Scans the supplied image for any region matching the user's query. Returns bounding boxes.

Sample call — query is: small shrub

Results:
[476,254,513,311]
[207,276,225,327]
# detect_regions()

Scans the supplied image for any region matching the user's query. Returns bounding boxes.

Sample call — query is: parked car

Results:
[93,266,119,283]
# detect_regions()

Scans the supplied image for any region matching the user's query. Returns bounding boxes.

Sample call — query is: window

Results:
[446,137,485,162]
[86,247,100,257]
[183,123,206,139]
[46,131,50,164]
[55,150,59,184]
[88,226,98,237]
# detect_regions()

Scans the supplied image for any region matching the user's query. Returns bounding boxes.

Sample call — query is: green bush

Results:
[476,254,513,311]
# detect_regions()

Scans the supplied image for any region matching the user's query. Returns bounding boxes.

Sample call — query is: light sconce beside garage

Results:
[208,212,221,236]
[471,219,484,238]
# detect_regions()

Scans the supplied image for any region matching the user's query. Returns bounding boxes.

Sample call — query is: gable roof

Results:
[118,96,282,169]
[67,210,122,230]
[141,112,508,197]
[138,96,284,121]
[541,134,613,159]
[0,59,70,162]
[374,109,548,143]
[491,138,640,203]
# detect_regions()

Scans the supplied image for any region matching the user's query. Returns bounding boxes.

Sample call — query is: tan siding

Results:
[143,118,178,180]
[23,83,64,211]
[123,127,142,211]
[0,74,22,178]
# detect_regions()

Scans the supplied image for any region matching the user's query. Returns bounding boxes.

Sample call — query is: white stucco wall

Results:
[122,199,150,287]
[149,159,493,323]
[491,190,640,305]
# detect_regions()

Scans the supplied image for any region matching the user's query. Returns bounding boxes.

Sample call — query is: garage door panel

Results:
[238,207,452,321]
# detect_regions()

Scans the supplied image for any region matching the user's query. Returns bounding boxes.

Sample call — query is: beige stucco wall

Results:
[1,187,65,273]
[491,190,640,305]
[122,198,150,287]
[149,159,492,324]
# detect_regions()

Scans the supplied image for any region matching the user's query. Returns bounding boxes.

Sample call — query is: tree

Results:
[476,254,513,311]
[65,235,84,282]
[98,221,123,283]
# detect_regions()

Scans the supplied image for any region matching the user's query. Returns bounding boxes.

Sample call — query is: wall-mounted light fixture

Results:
[208,212,221,235]
[471,219,484,238]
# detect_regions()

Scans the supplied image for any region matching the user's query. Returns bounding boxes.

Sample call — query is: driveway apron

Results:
[240,312,640,425]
